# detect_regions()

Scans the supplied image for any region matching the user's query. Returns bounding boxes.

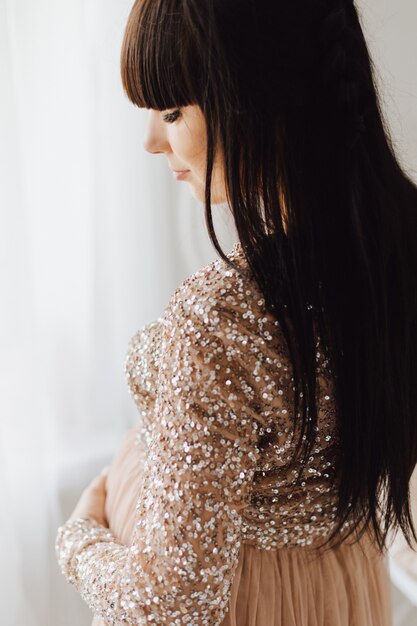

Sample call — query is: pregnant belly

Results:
[105,422,145,546]
[91,423,145,626]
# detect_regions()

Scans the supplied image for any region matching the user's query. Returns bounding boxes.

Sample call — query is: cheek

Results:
[185,143,206,172]
[171,125,207,171]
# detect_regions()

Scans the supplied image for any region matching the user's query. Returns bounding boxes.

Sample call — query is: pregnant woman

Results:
[55,1,417,624]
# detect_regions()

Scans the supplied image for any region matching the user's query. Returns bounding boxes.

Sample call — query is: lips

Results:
[172,170,190,180]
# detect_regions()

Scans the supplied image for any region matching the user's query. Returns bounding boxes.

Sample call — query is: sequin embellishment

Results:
[55,242,353,625]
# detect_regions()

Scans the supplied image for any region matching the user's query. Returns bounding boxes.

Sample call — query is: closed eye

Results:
[162,109,181,124]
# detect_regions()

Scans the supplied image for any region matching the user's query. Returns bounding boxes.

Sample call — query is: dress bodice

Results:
[122,242,351,550]
[55,241,365,626]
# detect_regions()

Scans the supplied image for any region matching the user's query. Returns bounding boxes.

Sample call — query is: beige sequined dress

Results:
[56,242,392,626]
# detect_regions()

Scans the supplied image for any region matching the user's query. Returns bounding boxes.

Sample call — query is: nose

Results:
[143,110,170,155]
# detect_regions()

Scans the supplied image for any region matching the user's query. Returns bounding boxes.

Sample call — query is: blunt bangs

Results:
[120,0,204,111]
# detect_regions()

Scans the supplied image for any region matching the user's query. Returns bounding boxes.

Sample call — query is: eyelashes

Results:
[162,109,181,124]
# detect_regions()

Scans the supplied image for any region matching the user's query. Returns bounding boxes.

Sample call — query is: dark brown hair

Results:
[120,0,417,553]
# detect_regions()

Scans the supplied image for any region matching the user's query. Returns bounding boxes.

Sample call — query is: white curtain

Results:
[0,0,415,624]
[0,0,235,623]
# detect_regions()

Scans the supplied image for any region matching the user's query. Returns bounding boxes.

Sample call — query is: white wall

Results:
[358,0,417,179]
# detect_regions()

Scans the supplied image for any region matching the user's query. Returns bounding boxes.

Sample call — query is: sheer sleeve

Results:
[55,274,274,626]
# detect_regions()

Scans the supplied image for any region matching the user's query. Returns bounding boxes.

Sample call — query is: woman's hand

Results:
[68,466,109,527]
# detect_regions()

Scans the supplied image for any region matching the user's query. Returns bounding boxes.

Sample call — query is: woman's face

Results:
[143,104,227,204]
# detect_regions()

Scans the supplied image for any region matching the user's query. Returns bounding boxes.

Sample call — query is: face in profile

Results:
[143,104,227,205]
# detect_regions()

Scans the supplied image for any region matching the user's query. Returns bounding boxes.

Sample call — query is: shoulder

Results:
[160,243,292,389]
[161,243,265,339]
[156,244,295,436]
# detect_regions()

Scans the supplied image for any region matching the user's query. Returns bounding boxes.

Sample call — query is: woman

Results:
[55,1,417,624]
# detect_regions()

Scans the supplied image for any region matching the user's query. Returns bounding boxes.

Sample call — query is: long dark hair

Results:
[120,0,417,552]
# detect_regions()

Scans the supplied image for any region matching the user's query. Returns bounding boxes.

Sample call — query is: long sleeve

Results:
[55,270,276,625]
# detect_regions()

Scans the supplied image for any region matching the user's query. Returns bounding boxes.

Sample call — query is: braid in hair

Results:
[318,0,369,152]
